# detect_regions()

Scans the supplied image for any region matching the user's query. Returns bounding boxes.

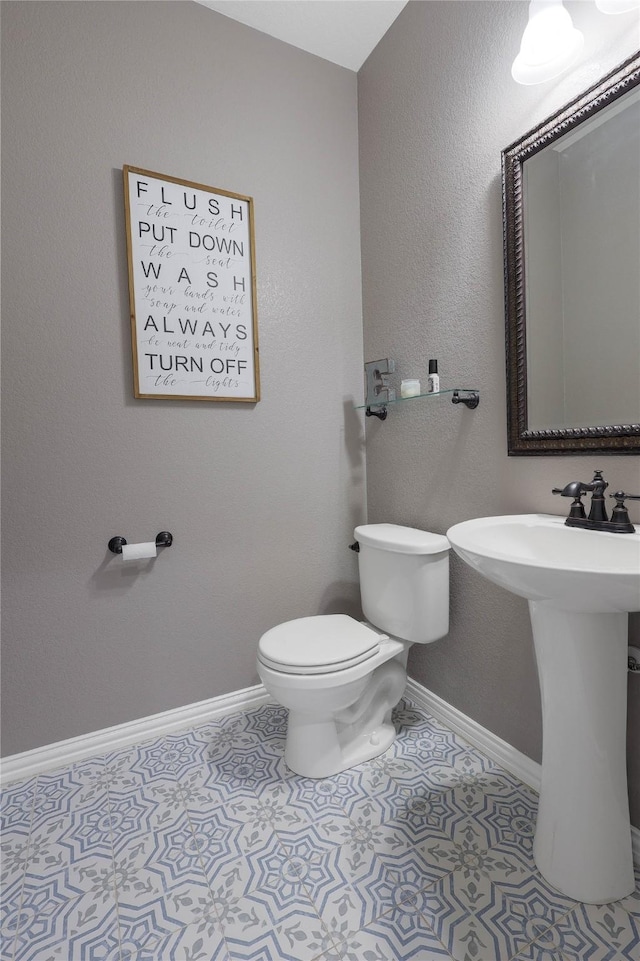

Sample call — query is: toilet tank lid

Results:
[354,524,449,555]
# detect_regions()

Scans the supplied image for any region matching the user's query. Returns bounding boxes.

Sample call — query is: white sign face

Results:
[124,166,260,402]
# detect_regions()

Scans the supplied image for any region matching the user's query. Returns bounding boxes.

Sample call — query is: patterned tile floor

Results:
[1,697,639,961]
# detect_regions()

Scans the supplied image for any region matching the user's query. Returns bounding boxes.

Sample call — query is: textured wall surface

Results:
[1,1,365,755]
[358,0,640,824]
[3,0,639,833]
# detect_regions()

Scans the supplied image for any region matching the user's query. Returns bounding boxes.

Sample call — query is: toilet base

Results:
[283,659,406,778]
[285,713,398,778]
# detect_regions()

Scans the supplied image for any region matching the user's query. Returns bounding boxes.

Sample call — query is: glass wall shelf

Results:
[356,388,480,420]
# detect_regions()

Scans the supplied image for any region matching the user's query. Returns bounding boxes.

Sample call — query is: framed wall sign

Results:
[123,165,260,402]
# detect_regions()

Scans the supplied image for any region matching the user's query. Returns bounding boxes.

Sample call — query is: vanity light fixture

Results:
[512,0,584,85]
[595,0,640,12]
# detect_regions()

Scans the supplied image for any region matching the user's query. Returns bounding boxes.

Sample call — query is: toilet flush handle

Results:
[348,541,360,553]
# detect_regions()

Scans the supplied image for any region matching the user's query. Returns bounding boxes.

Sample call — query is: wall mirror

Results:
[502,52,640,455]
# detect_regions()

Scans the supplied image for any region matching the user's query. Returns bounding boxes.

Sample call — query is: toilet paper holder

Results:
[108,531,173,554]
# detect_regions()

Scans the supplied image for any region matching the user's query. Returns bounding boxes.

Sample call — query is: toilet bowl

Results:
[257,524,450,778]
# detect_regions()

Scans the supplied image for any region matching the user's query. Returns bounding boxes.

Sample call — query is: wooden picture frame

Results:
[123,165,260,402]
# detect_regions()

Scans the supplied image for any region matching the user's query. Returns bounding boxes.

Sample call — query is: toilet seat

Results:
[258,613,384,675]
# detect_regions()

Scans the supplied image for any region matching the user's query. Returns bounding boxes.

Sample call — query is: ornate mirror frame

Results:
[502,52,640,455]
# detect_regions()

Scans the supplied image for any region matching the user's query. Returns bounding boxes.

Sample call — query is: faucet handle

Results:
[609,491,640,509]
[608,492,639,533]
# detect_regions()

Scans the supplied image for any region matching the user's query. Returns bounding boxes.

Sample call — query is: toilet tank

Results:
[355,524,449,643]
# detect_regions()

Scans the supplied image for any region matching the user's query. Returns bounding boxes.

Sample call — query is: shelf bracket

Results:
[365,405,388,420]
[452,390,480,409]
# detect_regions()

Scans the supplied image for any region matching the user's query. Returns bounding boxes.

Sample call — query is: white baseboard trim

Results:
[405,677,640,870]
[0,684,273,787]
[2,677,638,869]
[404,678,542,791]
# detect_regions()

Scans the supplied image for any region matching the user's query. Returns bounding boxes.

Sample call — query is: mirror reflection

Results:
[524,87,640,432]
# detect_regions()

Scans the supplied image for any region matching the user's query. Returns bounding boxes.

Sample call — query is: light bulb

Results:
[512,0,584,85]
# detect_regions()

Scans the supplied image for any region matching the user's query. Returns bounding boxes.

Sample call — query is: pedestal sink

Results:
[446,513,640,904]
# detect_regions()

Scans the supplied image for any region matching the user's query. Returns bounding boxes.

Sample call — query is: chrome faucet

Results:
[552,470,638,533]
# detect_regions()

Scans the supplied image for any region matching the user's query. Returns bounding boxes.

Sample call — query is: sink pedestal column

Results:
[529,602,634,903]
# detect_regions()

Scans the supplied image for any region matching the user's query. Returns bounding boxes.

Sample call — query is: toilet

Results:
[257,523,450,778]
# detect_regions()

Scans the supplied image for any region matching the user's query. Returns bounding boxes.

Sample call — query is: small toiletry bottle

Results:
[427,359,439,393]
[401,378,421,397]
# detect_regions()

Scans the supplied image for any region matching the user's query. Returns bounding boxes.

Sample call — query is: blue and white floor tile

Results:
[1,697,639,961]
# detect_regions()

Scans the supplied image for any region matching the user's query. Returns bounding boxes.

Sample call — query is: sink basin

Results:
[447,513,640,613]
[447,514,640,904]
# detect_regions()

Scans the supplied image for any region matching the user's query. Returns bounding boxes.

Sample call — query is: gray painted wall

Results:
[1,1,365,755]
[2,0,639,833]
[358,1,640,826]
